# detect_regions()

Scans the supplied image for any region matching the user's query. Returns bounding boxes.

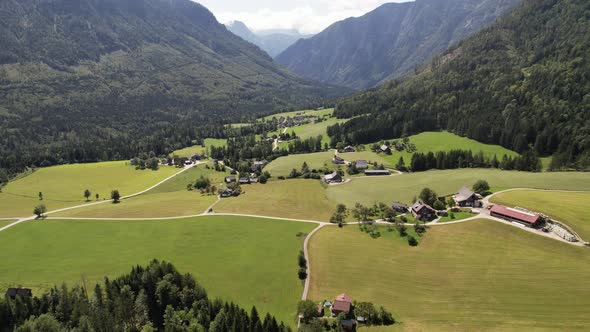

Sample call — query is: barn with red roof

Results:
[490,205,541,227]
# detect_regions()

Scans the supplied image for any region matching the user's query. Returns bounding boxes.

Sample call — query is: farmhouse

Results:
[220,188,234,198]
[392,202,409,213]
[343,146,356,153]
[324,172,343,184]
[191,154,203,161]
[365,169,391,176]
[332,293,353,315]
[380,145,392,155]
[225,175,236,183]
[490,205,542,227]
[251,160,268,172]
[411,201,437,220]
[332,156,346,165]
[355,160,368,170]
[6,288,32,299]
[238,177,251,184]
[453,186,481,207]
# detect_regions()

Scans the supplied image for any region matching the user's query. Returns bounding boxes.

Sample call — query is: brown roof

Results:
[490,205,541,224]
[332,300,351,313]
[336,293,352,303]
[411,201,435,214]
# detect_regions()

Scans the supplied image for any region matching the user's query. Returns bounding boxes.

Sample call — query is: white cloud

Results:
[196,0,413,34]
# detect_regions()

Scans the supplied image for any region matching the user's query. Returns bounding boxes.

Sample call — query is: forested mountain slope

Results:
[276,0,519,90]
[0,0,345,174]
[330,0,590,170]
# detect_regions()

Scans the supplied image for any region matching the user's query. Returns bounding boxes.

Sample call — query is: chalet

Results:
[238,177,251,184]
[380,145,392,155]
[249,177,259,183]
[184,160,193,166]
[453,186,481,207]
[365,170,391,176]
[324,172,343,184]
[251,160,269,172]
[332,156,346,165]
[343,146,356,153]
[355,160,368,170]
[490,205,542,228]
[191,154,203,161]
[411,201,437,221]
[332,294,353,315]
[6,288,32,299]
[220,188,234,198]
[225,175,236,183]
[391,202,409,213]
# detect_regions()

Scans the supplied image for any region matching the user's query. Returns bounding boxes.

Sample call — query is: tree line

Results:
[408,150,542,172]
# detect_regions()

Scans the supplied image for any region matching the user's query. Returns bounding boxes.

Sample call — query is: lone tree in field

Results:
[84,189,91,201]
[419,188,437,206]
[472,180,490,195]
[111,190,121,203]
[38,192,43,201]
[95,193,99,201]
[34,204,47,219]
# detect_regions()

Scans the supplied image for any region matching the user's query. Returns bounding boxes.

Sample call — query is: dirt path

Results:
[301,222,329,300]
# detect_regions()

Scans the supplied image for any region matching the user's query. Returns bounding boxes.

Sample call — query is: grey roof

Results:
[356,160,368,168]
[454,186,476,202]
[324,172,340,180]
[412,201,435,213]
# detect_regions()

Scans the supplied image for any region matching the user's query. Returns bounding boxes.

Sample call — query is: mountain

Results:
[329,0,590,170]
[0,0,346,173]
[276,0,520,90]
[226,21,311,57]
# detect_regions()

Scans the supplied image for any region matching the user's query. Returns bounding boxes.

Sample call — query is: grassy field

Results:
[438,211,475,223]
[373,132,518,166]
[328,169,590,207]
[54,164,230,219]
[171,138,228,157]
[490,190,590,241]
[214,179,336,221]
[273,118,348,149]
[0,161,180,218]
[0,216,315,326]
[265,151,390,178]
[0,220,17,228]
[260,108,334,122]
[308,219,590,331]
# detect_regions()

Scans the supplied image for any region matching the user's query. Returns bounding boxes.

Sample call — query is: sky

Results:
[195,0,412,34]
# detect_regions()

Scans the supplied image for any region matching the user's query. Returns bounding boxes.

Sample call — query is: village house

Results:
[453,186,482,207]
[220,188,234,198]
[191,154,203,161]
[490,205,542,228]
[343,145,356,153]
[6,288,32,300]
[331,293,353,315]
[225,175,236,183]
[324,172,343,184]
[365,169,391,176]
[238,177,251,185]
[332,156,346,165]
[411,201,437,220]
[391,202,409,213]
[355,160,368,170]
[251,160,268,172]
[380,145,392,155]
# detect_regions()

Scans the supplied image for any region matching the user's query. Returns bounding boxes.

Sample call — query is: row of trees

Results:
[0,260,290,332]
[408,150,542,172]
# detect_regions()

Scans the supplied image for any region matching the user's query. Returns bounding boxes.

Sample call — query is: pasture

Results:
[275,117,348,149]
[0,161,180,218]
[308,219,590,331]
[328,169,590,207]
[490,190,590,241]
[0,220,17,228]
[265,151,389,178]
[373,131,518,166]
[259,108,334,122]
[171,138,228,157]
[214,179,336,221]
[0,216,316,326]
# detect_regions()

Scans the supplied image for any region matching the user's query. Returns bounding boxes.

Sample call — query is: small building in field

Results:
[392,202,409,213]
[324,172,343,184]
[225,175,236,183]
[333,156,346,165]
[453,186,481,207]
[355,160,368,170]
[365,170,391,176]
[184,160,193,166]
[6,288,32,299]
[220,188,234,198]
[332,293,353,315]
[490,205,541,227]
[380,145,392,155]
[239,177,251,184]
[411,201,437,221]
[343,146,356,153]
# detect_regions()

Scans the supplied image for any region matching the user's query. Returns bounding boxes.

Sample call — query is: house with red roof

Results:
[490,205,542,227]
[331,293,353,315]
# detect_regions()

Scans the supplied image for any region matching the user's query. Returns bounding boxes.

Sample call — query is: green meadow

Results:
[491,190,590,241]
[171,138,228,157]
[0,161,180,218]
[0,220,17,228]
[327,169,590,207]
[260,108,334,122]
[309,220,590,331]
[0,216,315,326]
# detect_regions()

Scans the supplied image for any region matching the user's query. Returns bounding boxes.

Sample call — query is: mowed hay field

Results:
[260,108,334,122]
[0,161,180,218]
[214,179,336,221]
[265,151,389,178]
[491,190,590,241]
[0,216,315,326]
[308,220,590,331]
[375,131,518,166]
[54,164,229,218]
[0,220,17,228]
[328,169,590,207]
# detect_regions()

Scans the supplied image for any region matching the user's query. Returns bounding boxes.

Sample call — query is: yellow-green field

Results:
[0,220,17,228]
[171,138,228,157]
[265,151,390,178]
[274,118,348,149]
[0,161,180,218]
[54,164,229,219]
[0,216,315,326]
[215,179,336,221]
[372,131,518,166]
[490,190,590,241]
[328,169,590,207]
[260,108,334,122]
[309,220,590,331]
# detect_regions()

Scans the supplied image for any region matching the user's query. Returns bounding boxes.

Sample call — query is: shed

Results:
[355,160,368,170]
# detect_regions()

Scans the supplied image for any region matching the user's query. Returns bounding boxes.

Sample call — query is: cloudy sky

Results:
[196,0,412,34]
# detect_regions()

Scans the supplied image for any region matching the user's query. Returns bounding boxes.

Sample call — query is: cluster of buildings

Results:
[314,293,357,330]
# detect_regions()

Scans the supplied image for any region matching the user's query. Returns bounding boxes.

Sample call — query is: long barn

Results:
[490,205,541,227]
